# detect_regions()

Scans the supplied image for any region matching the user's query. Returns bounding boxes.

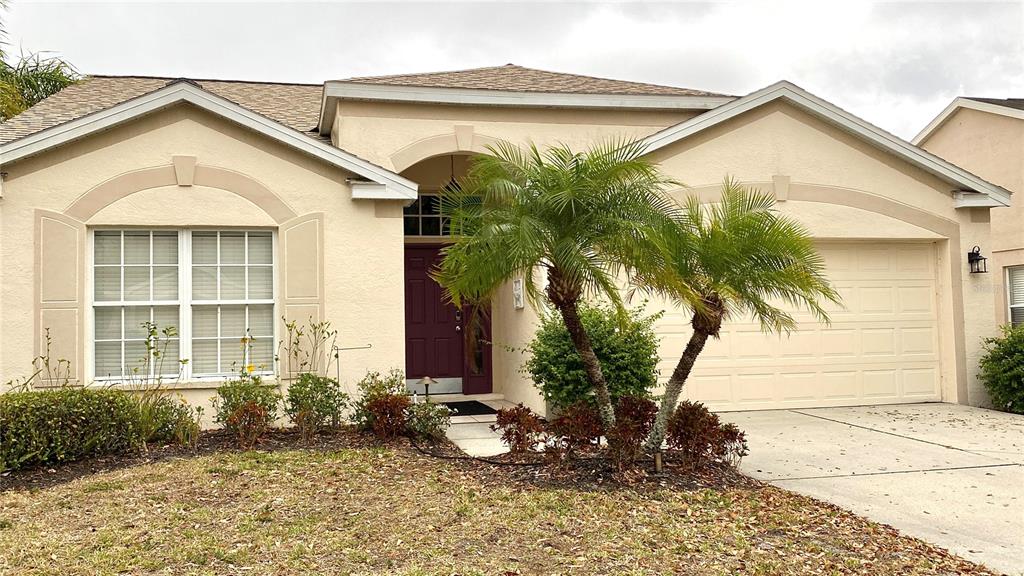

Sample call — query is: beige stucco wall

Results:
[0,104,406,426]
[919,107,1024,325]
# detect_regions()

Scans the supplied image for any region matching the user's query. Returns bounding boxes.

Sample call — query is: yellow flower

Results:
[246,364,255,373]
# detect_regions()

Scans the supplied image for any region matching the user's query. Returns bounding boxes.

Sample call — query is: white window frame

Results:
[1007,265,1024,327]
[87,228,277,384]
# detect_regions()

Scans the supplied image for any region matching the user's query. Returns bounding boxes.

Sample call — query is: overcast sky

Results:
[5,1,1023,138]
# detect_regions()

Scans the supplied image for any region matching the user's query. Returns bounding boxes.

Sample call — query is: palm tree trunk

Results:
[644,328,711,451]
[553,300,617,429]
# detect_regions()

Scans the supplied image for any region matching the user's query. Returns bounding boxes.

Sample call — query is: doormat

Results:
[440,401,498,416]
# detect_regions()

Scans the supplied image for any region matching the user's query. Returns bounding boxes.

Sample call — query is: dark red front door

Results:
[404,245,492,394]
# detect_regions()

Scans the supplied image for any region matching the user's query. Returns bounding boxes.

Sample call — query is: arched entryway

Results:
[400,154,493,395]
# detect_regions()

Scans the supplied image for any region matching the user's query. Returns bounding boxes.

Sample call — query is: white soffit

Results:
[0,80,418,201]
[641,81,1012,208]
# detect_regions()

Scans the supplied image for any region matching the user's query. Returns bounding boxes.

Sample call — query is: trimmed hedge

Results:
[0,388,143,472]
[979,324,1024,414]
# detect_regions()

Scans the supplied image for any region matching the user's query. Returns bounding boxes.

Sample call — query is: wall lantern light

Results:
[967,246,988,274]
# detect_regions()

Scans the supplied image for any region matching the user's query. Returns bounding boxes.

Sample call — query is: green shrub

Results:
[213,374,279,436]
[350,369,406,431]
[979,324,1024,414]
[0,388,143,472]
[284,373,349,437]
[406,402,453,441]
[524,303,661,411]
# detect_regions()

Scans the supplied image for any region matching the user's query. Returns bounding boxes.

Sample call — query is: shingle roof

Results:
[964,97,1024,112]
[0,76,323,145]
[342,64,727,97]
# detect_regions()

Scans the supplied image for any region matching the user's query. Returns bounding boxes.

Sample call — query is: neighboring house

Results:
[0,64,1012,418]
[915,98,1024,329]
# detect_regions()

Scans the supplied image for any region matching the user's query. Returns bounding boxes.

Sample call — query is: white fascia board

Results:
[953,191,1005,208]
[913,97,1024,145]
[0,81,418,201]
[641,81,1012,208]
[317,82,735,135]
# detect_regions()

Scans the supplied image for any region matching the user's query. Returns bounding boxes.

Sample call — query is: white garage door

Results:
[655,242,941,411]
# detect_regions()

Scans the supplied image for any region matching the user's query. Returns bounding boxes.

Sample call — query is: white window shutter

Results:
[278,213,325,375]
[35,210,86,385]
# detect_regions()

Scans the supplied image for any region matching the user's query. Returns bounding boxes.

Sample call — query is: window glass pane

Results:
[192,266,218,300]
[123,267,151,301]
[221,338,246,370]
[404,217,420,236]
[248,233,272,265]
[249,304,274,337]
[220,305,246,337]
[1009,267,1024,306]
[123,231,150,265]
[403,198,420,215]
[192,305,218,337]
[124,340,148,374]
[421,217,441,236]
[220,232,245,264]
[192,339,219,374]
[94,341,122,378]
[422,195,440,215]
[248,267,273,299]
[221,267,246,299]
[125,306,151,339]
[153,266,178,300]
[159,340,181,375]
[94,267,121,301]
[192,232,218,265]
[250,338,274,370]
[94,307,121,340]
[153,232,178,265]
[153,306,179,333]
[1012,306,1024,326]
[94,232,121,265]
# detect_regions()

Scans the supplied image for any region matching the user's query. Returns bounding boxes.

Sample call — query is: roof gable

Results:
[642,81,1011,208]
[0,80,416,200]
[913,96,1024,146]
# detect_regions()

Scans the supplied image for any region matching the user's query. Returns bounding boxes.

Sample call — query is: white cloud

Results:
[3,1,1022,138]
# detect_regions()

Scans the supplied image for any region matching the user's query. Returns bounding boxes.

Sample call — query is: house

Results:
[914,97,1024,329]
[0,64,1012,418]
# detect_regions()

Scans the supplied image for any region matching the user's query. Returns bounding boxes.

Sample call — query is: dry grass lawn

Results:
[0,433,997,575]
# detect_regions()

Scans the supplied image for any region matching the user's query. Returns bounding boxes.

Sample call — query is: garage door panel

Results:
[659,242,941,411]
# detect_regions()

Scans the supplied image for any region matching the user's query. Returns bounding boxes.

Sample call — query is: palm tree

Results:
[433,139,678,428]
[641,179,841,450]
[0,51,79,120]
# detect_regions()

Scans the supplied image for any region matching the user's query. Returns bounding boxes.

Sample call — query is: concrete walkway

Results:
[721,404,1024,575]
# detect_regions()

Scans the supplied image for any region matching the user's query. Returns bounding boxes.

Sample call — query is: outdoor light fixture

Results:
[967,246,988,274]
[417,376,438,402]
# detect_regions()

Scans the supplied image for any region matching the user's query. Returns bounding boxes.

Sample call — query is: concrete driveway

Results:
[721,404,1023,575]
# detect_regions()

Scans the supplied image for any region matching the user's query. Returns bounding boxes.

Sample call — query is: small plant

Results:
[546,401,603,455]
[607,395,658,469]
[278,317,340,378]
[350,369,407,431]
[284,373,349,439]
[173,405,203,452]
[978,324,1024,414]
[227,401,270,449]
[137,393,194,446]
[491,404,545,453]
[365,395,411,439]
[4,328,73,392]
[524,303,661,411]
[666,401,749,466]
[406,401,453,441]
[213,372,279,443]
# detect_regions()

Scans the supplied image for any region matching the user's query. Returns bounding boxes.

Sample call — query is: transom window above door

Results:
[92,229,275,381]
[404,193,451,237]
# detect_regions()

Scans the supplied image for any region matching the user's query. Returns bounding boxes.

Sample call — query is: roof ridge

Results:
[342,63,521,82]
[88,74,323,87]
